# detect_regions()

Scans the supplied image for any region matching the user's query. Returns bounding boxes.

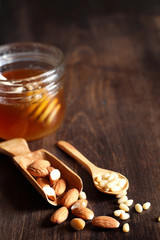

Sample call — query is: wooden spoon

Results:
[57,140,129,195]
[0,138,83,206]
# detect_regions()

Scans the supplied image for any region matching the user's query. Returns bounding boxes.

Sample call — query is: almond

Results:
[37,177,49,188]
[27,159,51,177]
[43,185,56,201]
[54,178,66,196]
[48,167,61,186]
[50,206,69,224]
[71,199,88,210]
[71,207,94,220]
[60,188,79,208]
[37,177,56,200]
[92,216,120,228]
[70,218,85,230]
[79,191,87,200]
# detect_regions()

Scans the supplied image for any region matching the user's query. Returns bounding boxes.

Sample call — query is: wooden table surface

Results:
[0,0,160,239]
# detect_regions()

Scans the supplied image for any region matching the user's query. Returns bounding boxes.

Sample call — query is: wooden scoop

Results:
[0,138,83,206]
[57,141,129,195]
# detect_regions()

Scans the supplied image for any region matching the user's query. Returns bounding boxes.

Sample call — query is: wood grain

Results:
[0,0,160,239]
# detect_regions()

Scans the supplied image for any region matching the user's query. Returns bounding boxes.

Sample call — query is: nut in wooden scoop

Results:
[0,138,83,206]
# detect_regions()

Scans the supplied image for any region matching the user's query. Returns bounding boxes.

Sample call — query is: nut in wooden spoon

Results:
[57,141,129,195]
[0,138,83,206]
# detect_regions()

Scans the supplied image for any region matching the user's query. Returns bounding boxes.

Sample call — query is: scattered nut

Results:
[118,196,128,204]
[123,223,130,232]
[24,143,152,234]
[60,188,79,208]
[157,217,160,222]
[114,209,125,217]
[119,203,129,212]
[143,202,151,210]
[116,191,127,198]
[120,212,130,220]
[70,218,85,230]
[79,191,87,200]
[71,207,94,220]
[50,206,69,224]
[135,203,143,213]
[125,199,133,207]
[92,216,120,228]
[71,199,88,210]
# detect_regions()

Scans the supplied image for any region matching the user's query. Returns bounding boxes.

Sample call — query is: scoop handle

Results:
[57,140,97,175]
[0,138,31,157]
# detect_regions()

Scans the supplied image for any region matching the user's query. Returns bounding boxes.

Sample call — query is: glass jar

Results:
[0,42,66,141]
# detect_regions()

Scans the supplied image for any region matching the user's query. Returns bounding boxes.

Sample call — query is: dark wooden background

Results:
[0,0,160,239]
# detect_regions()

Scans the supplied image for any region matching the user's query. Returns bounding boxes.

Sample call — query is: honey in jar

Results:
[0,43,66,141]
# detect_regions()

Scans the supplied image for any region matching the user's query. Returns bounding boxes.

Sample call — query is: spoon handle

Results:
[57,140,97,175]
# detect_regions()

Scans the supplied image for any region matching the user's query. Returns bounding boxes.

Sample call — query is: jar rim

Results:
[0,42,65,100]
[0,42,65,83]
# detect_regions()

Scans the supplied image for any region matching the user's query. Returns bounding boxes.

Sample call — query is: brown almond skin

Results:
[54,178,66,196]
[71,207,94,220]
[47,166,55,173]
[92,216,120,228]
[27,159,51,177]
[50,206,69,224]
[37,177,50,188]
[60,188,79,208]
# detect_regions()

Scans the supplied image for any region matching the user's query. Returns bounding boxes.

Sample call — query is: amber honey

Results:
[0,68,65,141]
